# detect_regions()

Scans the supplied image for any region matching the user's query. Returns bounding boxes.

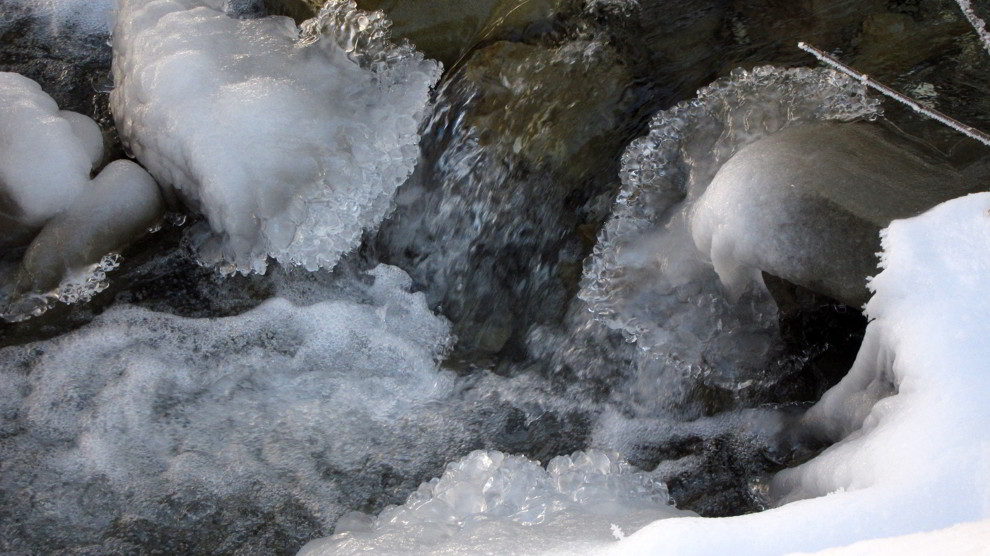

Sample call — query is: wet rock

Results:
[377,36,643,358]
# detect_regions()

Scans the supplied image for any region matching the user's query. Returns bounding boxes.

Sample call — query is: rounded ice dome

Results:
[0,71,104,245]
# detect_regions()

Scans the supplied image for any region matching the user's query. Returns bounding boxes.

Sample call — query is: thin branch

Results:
[956,0,990,55]
[798,42,990,148]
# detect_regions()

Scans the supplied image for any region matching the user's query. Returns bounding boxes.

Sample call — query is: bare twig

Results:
[798,42,990,148]
[956,0,990,55]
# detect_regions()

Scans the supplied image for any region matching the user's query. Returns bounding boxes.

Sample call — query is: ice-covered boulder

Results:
[0,71,104,245]
[111,0,441,274]
[692,122,977,307]
[580,66,881,378]
[0,72,163,321]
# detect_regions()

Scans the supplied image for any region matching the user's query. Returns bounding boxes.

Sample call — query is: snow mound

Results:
[0,265,461,554]
[111,0,441,274]
[300,450,686,556]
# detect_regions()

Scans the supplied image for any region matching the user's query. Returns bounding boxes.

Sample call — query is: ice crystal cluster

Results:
[111,0,441,274]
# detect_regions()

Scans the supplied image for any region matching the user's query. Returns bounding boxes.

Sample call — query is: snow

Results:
[110,0,441,274]
[301,194,990,554]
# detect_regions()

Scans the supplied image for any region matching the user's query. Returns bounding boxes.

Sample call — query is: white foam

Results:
[0,265,461,551]
[111,0,441,274]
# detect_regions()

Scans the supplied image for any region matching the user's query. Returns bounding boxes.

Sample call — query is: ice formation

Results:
[579,66,880,381]
[302,192,990,555]
[111,0,441,274]
[0,72,163,320]
[691,122,971,307]
[0,71,103,242]
[0,265,475,553]
[299,450,687,556]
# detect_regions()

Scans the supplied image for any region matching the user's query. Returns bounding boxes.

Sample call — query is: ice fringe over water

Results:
[301,193,990,554]
[0,264,467,553]
[299,450,687,556]
[578,66,880,382]
[111,0,441,274]
[0,72,162,321]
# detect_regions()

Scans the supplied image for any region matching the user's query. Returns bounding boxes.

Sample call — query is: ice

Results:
[111,0,441,274]
[0,72,164,320]
[0,71,103,239]
[691,122,973,307]
[0,264,475,553]
[6,160,164,318]
[299,450,687,556]
[579,66,880,383]
[300,193,990,556]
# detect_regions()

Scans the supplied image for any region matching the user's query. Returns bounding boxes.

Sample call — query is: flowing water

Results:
[1,0,989,554]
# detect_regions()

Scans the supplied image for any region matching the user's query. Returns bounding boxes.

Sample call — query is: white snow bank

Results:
[302,193,990,554]
[299,450,688,556]
[111,0,441,274]
[788,518,990,556]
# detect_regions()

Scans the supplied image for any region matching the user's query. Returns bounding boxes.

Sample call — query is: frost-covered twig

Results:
[956,0,990,55]
[798,42,990,148]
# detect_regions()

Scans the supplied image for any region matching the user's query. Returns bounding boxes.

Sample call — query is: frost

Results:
[111,0,441,274]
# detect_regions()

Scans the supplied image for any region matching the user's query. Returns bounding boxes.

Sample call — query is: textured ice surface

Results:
[579,67,880,382]
[300,450,687,555]
[111,0,440,274]
[0,71,103,239]
[0,264,471,554]
[300,193,990,555]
